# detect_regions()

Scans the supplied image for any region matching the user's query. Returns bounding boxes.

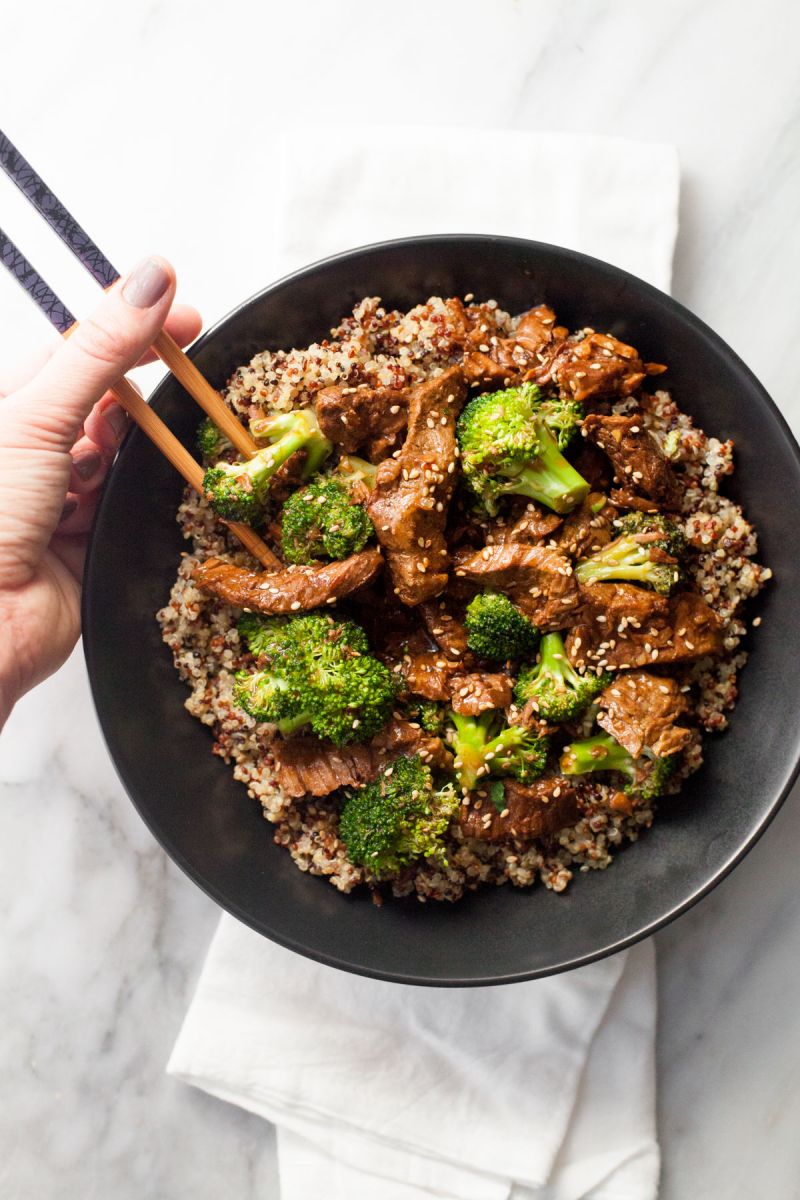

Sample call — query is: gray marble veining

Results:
[1,1,799,1196]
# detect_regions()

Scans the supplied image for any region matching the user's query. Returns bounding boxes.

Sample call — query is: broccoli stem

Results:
[450,712,531,792]
[250,410,333,480]
[560,732,635,781]
[538,631,585,691]
[496,421,590,514]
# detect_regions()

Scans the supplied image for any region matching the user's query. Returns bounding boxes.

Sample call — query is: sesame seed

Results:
[290,600,302,610]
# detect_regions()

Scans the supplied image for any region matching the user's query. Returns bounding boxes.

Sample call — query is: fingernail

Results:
[60,499,78,523]
[73,450,102,481]
[101,402,128,444]
[122,258,170,308]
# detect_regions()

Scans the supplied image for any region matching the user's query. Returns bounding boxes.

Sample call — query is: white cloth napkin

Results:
[169,127,679,1200]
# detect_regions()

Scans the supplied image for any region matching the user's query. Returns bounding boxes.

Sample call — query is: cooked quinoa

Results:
[157,296,770,903]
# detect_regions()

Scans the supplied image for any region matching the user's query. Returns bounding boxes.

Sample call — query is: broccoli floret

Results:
[536,395,584,451]
[456,383,590,516]
[197,417,232,461]
[233,669,300,723]
[204,409,333,525]
[575,513,686,595]
[233,612,395,745]
[513,631,611,722]
[280,476,375,564]
[404,699,448,736]
[464,592,540,661]
[338,754,459,876]
[237,612,293,658]
[334,454,379,497]
[448,710,549,793]
[560,731,676,800]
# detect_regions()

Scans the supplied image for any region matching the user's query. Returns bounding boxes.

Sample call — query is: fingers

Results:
[135,303,203,366]
[12,256,178,454]
[68,393,132,493]
[0,302,202,397]
[56,488,99,537]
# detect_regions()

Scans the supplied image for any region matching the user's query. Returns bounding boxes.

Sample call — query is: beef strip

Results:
[273,718,448,798]
[460,777,582,841]
[449,672,513,716]
[566,584,724,669]
[484,502,563,547]
[553,494,619,559]
[608,489,661,513]
[537,332,666,404]
[596,672,692,759]
[367,365,468,605]
[582,412,682,511]
[514,304,569,357]
[401,651,461,701]
[452,542,582,631]
[446,299,524,388]
[418,597,471,659]
[315,384,408,460]
[568,441,614,492]
[192,549,383,614]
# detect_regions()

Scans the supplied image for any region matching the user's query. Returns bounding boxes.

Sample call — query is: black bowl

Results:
[82,235,800,986]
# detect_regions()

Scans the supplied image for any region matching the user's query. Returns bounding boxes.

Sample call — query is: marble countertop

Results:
[2,1,799,1196]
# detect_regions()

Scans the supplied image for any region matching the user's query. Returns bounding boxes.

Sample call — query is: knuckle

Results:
[73,315,136,369]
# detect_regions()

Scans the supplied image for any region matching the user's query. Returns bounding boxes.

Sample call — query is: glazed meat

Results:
[484,503,563,547]
[452,542,582,631]
[418,598,471,659]
[596,672,692,759]
[273,718,448,798]
[193,549,383,614]
[582,412,682,510]
[401,651,461,701]
[449,672,513,716]
[367,365,468,605]
[553,494,619,559]
[566,584,724,669]
[460,777,582,841]
[541,332,666,404]
[315,384,408,461]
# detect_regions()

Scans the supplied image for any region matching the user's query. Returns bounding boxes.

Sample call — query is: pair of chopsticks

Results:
[0,130,278,569]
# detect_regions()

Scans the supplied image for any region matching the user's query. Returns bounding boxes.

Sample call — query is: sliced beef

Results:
[193,549,383,614]
[367,365,468,605]
[568,441,614,492]
[460,777,582,841]
[484,502,563,547]
[553,494,618,559]
[418,597,471,660]
[401,651,461,701]
[582,412,682,511]
[449,672,513,716]
[452,542,582,631]
[540,332,666,404]
[514,304,569,357]
[273,718,447,798]
[596,672,692,759]
[566,584,724,669]
[447,299,526,388]
[608,489,661,514]
[315,384,408,460]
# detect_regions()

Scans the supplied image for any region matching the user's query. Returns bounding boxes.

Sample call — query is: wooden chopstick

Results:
[152,330,258,457]
[108,377,277,567]
[0,228,279,570]
[0,128,258,459]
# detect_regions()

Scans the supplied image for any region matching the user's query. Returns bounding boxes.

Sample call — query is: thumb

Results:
[11,256,177,452]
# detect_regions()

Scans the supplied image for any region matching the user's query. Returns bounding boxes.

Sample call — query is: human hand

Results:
[0,257,202,726]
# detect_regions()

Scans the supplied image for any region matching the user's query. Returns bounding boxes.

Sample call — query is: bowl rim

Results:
[82,233,800,985]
